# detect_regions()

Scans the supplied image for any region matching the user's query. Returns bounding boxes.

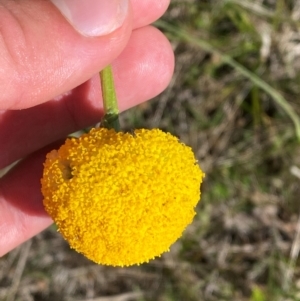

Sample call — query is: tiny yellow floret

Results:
[41,128,204,266]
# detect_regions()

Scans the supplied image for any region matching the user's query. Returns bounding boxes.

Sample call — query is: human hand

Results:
[0,0,174,256]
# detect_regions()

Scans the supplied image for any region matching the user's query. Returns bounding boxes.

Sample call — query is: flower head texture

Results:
[41,128,204,266]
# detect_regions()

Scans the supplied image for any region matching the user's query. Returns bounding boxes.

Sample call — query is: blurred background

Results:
[1,0,300,300]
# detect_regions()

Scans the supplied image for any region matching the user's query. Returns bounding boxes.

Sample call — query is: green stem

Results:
[100,65,120,131]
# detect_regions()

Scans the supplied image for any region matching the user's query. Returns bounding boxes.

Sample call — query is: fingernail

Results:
[50,0,129,37]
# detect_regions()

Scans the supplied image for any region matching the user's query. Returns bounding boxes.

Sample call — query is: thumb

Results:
[0,0,131,109]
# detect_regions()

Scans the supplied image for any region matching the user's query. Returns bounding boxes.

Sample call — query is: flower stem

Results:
[100,65,120,131]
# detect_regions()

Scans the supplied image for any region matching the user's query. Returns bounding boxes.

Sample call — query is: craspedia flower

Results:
[41,128,204,266]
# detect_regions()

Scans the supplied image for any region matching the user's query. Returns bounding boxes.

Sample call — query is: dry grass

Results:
[1,0,300,300]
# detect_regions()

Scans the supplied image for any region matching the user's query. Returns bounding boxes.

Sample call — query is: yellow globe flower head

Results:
[41,128,204,266]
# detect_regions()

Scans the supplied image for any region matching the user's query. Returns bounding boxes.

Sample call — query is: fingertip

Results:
[0,0,132,110]
[113,26,175,110]
[131,0,170,28]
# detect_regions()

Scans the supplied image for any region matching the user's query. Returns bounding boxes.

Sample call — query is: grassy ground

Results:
[1,0,300,300]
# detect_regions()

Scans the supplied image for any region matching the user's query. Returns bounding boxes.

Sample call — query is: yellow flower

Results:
[41,128,204,266]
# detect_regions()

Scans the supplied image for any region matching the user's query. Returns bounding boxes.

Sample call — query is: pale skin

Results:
[0,0,174,256]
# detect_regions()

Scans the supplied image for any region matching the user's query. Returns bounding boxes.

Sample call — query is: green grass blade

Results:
[156,20,300,141]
